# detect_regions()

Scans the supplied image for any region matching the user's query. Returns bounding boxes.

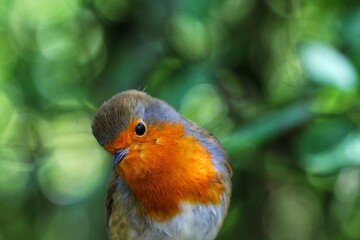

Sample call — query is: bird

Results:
[92,90,232,240]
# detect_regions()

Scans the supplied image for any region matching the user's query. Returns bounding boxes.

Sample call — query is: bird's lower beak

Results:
[113,147,129,166]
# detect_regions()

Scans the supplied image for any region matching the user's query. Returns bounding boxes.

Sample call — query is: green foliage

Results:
[1,0,360,239]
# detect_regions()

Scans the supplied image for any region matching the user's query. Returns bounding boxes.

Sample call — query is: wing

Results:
[106,172,117,226]
[106,172,132,240]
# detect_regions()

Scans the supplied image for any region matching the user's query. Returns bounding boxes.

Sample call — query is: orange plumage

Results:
[104,120,224,221]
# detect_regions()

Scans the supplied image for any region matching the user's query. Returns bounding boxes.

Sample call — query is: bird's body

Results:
[92,90,232,240]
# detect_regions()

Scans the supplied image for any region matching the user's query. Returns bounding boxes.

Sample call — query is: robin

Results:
[92,90,232,240]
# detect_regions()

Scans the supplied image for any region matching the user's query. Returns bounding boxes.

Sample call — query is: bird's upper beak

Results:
[113,147,129,166]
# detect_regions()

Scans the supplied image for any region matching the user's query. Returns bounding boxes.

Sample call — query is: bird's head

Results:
[92,90,183,178]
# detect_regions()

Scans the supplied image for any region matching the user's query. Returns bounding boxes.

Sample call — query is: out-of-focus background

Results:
[1,0,360,239]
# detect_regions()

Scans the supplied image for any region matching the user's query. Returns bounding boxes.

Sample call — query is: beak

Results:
[113,147,129,166]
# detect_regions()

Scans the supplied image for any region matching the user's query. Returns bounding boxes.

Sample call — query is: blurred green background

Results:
[1,0,360,239]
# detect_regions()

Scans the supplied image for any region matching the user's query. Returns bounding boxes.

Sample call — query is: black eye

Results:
[135,122,146,136]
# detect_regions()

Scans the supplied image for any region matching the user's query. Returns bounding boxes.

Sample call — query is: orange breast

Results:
[104,120,225,221]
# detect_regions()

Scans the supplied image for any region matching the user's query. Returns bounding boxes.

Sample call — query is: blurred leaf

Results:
[343,8,360,66]
[94,0,128,22]
[297,119,360,174]
[12,0,80,25]
[180,83,233,137]
[213,0,255,24]
[37,114,109,205]
[147,64,211,108]
[222,100,314,156]
[170,14,211,60]
[297,119,353,154]
[312,87,358,114]
[299,42,358,91]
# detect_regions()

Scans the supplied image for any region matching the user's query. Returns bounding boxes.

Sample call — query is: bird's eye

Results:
[135,122,146,136]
